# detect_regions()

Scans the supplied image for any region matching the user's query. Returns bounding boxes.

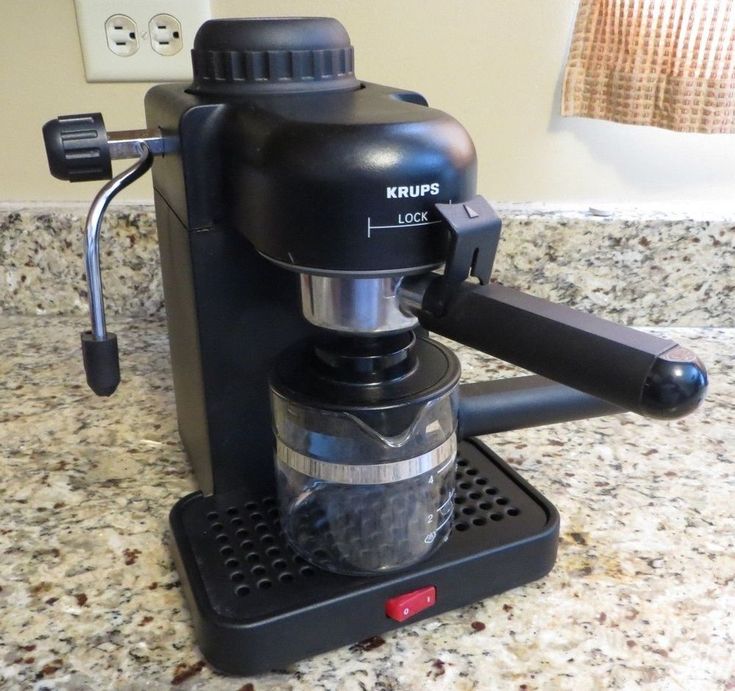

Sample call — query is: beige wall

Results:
[3,0,734,204]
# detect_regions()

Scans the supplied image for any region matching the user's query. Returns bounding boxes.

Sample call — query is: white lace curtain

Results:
[562,0,735,133]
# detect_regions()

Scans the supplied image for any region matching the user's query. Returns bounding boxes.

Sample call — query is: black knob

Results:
[42,113,112,182]
[639,346,708,419]
[189,17,359,96]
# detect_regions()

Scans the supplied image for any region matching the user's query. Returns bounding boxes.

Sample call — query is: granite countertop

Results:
[0,316,732,690]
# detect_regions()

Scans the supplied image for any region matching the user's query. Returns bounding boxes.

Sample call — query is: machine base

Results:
[169,439,559,675]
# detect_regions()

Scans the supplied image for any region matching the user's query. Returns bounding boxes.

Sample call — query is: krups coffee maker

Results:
[42,18,707,675]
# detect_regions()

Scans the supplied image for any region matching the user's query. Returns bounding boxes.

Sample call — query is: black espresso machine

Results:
[42,18,707,675]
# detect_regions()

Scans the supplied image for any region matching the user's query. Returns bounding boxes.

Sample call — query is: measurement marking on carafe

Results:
[425,513,453,544]
[435,457,455,476]
[367,216,443,238]
[438,491,455,516]
[436,513,453,533]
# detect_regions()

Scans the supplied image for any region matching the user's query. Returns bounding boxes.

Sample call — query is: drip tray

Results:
[170,439,559,675]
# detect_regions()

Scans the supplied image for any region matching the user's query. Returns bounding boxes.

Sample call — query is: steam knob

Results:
[42,113,112,182]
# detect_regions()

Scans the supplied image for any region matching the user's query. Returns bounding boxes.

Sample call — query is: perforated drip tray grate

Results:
[170,439,559,675]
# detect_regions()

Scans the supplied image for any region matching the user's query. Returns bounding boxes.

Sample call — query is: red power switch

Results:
[385,586,437,622]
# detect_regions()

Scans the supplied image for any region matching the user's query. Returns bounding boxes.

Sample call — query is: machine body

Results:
[141,71,476,496]
[42,17,708,675]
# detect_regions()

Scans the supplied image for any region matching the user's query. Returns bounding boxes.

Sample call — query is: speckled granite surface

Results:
[0,205,162,319]
[0,317,732,690]
[1,204,733,325]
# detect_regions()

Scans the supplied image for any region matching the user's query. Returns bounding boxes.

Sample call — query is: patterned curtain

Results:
[562,0,735,133]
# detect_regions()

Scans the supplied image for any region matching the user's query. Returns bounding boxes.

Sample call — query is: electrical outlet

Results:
[105,15,139,57]
[74,0,211,82]
[150,14,184,56]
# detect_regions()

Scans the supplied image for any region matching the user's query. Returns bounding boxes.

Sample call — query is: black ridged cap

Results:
[42,113,112,182]
[189,17,359,95]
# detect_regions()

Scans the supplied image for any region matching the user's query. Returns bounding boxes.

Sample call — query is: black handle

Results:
[81,331,120,396]
[42,113,112,182]
[459,376,623,437]
[419,281,708,419]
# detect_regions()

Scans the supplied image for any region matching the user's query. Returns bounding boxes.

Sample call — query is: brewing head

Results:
[299,275,419,335]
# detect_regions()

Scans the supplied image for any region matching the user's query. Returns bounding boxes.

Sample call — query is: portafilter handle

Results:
[402,274,708,420]
[42,113,165,395]
[397,195,708,421]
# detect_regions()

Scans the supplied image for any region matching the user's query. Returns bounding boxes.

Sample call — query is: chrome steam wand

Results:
[42,113,165,395]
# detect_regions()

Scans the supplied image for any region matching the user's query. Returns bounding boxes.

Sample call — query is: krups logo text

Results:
[386,183,440,199]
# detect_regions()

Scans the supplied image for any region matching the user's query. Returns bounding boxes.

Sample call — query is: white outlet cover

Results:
[74,0,211,82]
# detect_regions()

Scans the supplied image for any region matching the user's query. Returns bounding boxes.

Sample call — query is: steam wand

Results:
[80,144,153,395]
[42,113,165,395]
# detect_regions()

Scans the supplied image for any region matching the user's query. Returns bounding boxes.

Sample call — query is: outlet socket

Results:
[74,0,211,82]
[105,14,139,57]
[150,14,183,56]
